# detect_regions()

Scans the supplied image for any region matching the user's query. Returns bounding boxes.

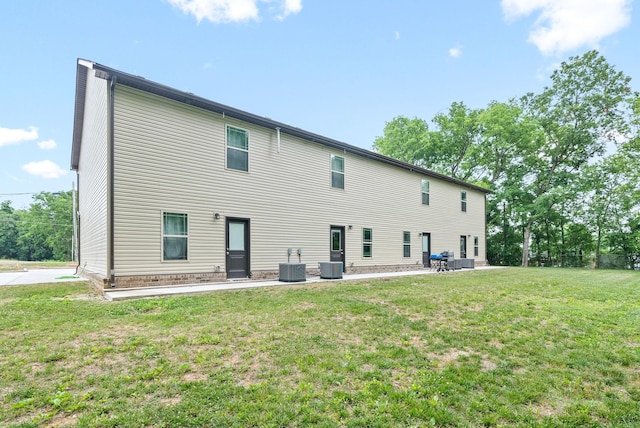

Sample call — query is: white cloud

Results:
[21,160,67,179]
[502,0,632,56]
[168,0,259,23]
[0,126,38,147]
[276,0,302,20]
[37,139,57,150]
[449,47,462,59]
[395,31,400,40]
[168,0,302,23]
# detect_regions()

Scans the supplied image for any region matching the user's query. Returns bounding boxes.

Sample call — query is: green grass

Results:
[0,260,74,272]
[1,268,639,427]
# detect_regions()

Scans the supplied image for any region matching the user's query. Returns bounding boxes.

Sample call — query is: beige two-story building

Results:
[71,59,490,290]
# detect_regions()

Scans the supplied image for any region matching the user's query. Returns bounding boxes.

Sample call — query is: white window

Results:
[474,236,479,257]
[403,231,411,257]
[363,228,372,257]
[227,126,249,171]
[421,179,430,205]
[163,212,188,261]
[461,191,467,212]
[331,155,344,189]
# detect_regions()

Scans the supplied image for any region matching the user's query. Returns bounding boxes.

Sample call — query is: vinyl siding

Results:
[113,85,486,276]
[77,70,109,277]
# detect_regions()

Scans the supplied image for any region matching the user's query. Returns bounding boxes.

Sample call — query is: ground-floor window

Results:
[363,228,372,258]
[403,231,411,257]
[163,212,188,261]
[474,236,479,257]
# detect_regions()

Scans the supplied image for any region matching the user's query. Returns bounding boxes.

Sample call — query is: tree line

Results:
[373,51,640,267]
[0,191,73,261]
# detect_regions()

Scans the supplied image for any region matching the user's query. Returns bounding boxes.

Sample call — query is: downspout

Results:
[108,76,117,287]
[73,175,81,274]
[276,127,281,153]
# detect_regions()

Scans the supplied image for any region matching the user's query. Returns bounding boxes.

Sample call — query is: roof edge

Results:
[77,60,491,193]
[70,59,90,171]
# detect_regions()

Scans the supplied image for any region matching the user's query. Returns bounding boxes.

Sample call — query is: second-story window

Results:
[421,179,430,205]
[331,155,344,189]
[461,190,467,212]
[227,126,249,172]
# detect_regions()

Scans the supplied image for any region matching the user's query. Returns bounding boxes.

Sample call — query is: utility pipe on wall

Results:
[276,127,281,153]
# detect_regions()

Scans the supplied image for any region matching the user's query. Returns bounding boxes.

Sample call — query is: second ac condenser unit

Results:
[319,262,343,279]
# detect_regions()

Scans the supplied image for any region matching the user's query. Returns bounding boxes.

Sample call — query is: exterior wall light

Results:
[214,213,221,220]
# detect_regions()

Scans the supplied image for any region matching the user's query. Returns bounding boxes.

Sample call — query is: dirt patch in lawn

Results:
[428,348,498,372]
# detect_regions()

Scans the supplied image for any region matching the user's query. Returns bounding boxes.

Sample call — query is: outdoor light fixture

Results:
[214,212,221,220]
[348,225,353,230]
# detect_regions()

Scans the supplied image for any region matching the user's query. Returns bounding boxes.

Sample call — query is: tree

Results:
[429,102,481,180]
[0,201,19,259]
[372,102,483,180]
[1,192,73,261]
[577,155,635,266]
[475,101,527,186]
[372,116,431,167]
[516,50,634,266]
[372,51,638,268]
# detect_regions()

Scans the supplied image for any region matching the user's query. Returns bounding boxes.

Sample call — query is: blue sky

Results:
[1,0,638,208]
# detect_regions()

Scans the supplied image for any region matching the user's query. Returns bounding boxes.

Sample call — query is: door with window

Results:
[330,226,345,271]
[422,233,431,267]
[460,235,467,259]
[226,218,250,279]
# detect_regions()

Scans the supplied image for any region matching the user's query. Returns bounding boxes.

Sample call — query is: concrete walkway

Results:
[0,268,84,286]
[104,267,497,301]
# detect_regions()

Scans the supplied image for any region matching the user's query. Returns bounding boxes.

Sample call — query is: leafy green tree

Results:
[429,102,481,180]
[578,155,636,265]
[0,201,19,259]
[486,198,522,266]
[475,101,529,186]
[10,192,72,261]
[372,116,431,167]
[606,213,640,271]
[373,51,638,268]
[566,223,594,256]
[516,50,634,266]
[373,102,483,180]
[15,206,51,261]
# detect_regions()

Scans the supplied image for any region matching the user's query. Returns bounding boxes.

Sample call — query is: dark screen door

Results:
[460,235,467,259]
[227,219,249,279]
[330,226,345,271]
[422,233,431,267]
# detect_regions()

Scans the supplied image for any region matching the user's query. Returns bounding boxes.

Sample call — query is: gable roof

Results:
[71,59,490,194]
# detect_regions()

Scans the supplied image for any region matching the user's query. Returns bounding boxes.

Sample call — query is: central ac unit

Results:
[279,263,306,282]
[319,262,343,279]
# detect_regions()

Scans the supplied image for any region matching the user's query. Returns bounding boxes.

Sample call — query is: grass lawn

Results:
[1,268,639,427]
[0,260,74,272]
